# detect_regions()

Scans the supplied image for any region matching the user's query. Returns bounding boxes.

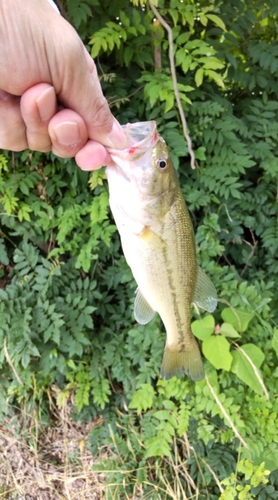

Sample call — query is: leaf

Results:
[199,14,208,27]
[220,323,241,338]
[204,69,225,88]
[237,344,265,368]
[195,67,204,87]
[145,434,171,458]
[231,344,267,396]
[221,308,254,333]
[0,240,9,266]
[206,14,226,31]
[202,335,233,370]
[90,40,101,58]
[129,384,155,413]
[17,203,32,222]
[19,180,30,196]
[271,328,278,357]
[0,154,8,172]
[202,58,225,70]
[164,93,175,113]
[124,46,134,67]
[119,10,130,27]
[191,314,215,340]
[258,449,278,472]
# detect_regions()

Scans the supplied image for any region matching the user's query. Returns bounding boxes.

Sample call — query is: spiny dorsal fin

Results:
[193,265,218,313]
[134,288,156,325]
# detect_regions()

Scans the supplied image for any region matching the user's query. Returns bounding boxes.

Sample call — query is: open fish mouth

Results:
[122,121,157,146]
[107,121,159,162]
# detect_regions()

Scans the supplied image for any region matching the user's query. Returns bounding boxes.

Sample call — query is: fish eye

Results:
[156,157,168,170]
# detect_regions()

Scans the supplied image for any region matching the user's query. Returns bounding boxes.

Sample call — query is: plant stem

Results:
[149,2,196,169]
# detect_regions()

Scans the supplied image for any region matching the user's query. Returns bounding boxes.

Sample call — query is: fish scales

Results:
[106,121,217,381]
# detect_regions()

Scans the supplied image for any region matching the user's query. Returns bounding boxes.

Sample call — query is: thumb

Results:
[44,0,126,149]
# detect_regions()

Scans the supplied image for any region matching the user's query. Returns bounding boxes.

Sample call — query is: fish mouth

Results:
[122,121,157,146]
[107,121,159,159]
[106,121,160,182]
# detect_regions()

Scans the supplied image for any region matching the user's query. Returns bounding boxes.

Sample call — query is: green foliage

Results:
[220,460,271,500]
[1,0,278,498]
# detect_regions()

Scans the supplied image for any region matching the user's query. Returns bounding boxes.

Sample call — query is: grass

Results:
[0,402,210,500]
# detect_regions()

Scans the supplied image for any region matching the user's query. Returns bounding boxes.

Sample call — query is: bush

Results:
[0,0,277,497]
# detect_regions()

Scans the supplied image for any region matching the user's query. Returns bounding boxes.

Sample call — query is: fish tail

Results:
[161,339,204,382]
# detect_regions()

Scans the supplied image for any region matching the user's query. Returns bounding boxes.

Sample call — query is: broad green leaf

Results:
[255,448,278,472]
[169,8,179,26]
[221,308,254,333]
[239,344,265,367]
[181,55,192,73]
[231,344,266,396]
[204,69,225,88]
[124,46,134,67]
[202,335,232,370]
[195,67,204,87]
[177,84,195,93]
[206,14,226,31]
[164,93,174,113]
[153,410,174,422]
[195,146,206,161]
[191,314,215,340]
[90,40,101,58]
[119,10,130,27]
[203,59,225,70]
[220,322,240,338]
[271,328,278,357]
[199,14,208,27]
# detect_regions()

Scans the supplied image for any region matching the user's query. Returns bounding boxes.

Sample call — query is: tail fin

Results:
[161,341,204,382]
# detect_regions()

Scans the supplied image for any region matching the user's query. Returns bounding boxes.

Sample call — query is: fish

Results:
[106,121,217,381]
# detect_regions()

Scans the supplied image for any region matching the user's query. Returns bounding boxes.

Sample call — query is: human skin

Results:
[0,0,126,169]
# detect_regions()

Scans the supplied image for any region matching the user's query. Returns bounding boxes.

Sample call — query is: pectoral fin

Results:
[134,288,156,325]
[193,266,218,313]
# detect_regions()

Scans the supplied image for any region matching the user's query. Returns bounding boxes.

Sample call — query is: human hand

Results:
[0,0,126,169]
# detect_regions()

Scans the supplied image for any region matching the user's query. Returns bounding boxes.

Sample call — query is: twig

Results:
[240,230,258,276]
[149,2,196,169]
[200,457,224,494]
[3,337,23,386]
[205,374,249,449]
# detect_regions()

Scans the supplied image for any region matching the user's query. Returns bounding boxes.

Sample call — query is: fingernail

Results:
[107,119,127,149]
[36,86,56,122]
[52,121,81,146]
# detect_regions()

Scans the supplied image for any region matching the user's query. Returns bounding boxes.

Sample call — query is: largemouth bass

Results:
[106,121,217,381]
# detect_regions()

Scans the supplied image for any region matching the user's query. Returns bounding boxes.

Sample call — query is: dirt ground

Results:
[0,406,107,500]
